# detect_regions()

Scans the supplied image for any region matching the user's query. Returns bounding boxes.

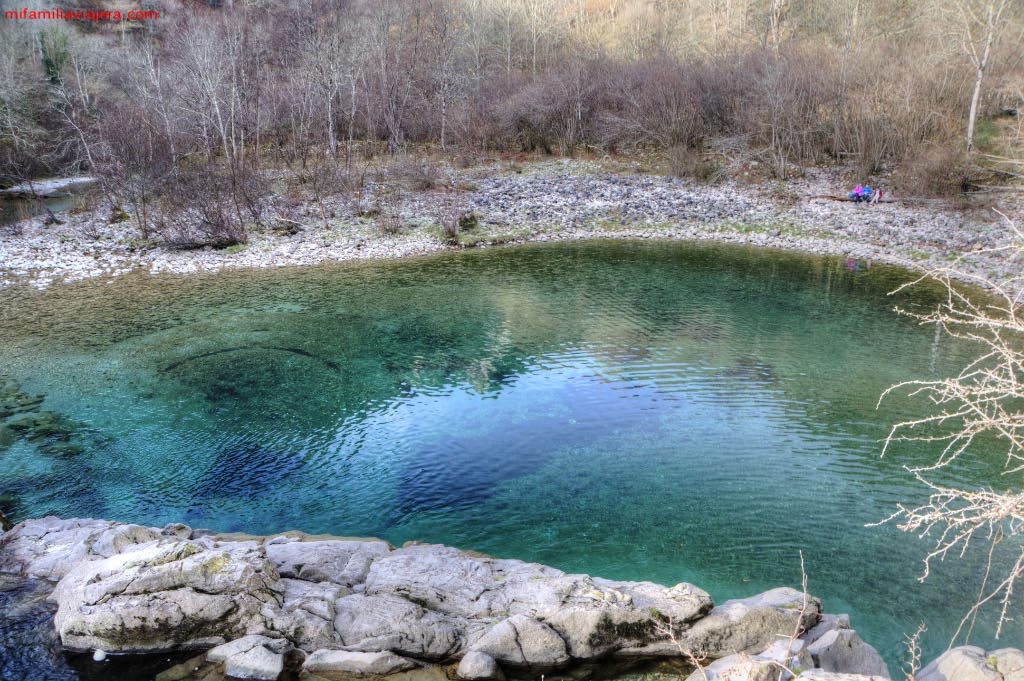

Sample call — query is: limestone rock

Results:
[207,635,288,680]
[759,638,813,673]
[4,516,904,681]
[303,649,417,676]
[334,593,464,660]
[0,517,161,580]
[991,648,1024,681]
[363,544,506,618]
[265,538,391,586]
[916,646,1000,681]
[680,588,821,659]
[685,653,784,681]
[261,579,347,651]
[471,614,568,667]
[52,538,279,652]
[683,638,813,681]
[796,672,890,681]
[801,614,851,646]
[457,651,505,680]
[807,629,889,678]
[207,634,290,662]
[225,645,284,680]
[543,580,713,659]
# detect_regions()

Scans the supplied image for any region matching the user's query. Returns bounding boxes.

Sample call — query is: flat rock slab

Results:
[304,650,418,676]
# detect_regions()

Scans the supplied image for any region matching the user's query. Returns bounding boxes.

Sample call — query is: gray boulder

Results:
[801,614,851,646]
[685,653,783,681]
[334,593,464,660]
[759,638,813,673]
[261,578,347,651]
[207,635,289,680]
[0,517,163,579]
[797,673,891,680]
[992,648,1024,681]
[807,629,889,678]
[303,649,417,676]
[457,651,505,680]
[470,614,569,668]
[365,542,712,662]
[916,646,1000,681]
[364,544,522,618]
[52,538,279,652]
[680,588,821,659]
[683,637,813,681]
[265,537,391,587]
[533,579,711,659]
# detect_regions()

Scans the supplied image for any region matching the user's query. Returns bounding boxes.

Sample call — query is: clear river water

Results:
[0,240,1020,678]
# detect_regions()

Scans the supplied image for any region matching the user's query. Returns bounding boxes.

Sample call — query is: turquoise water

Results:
[0,240,1019,673]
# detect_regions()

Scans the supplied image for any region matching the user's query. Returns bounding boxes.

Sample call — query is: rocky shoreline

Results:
[1,517,1021,681]
[1,160,1021,290]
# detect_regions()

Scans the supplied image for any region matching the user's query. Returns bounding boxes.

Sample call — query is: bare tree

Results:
[764,0,789,51]
[878,212,1024,643]
[951,0,1012,151]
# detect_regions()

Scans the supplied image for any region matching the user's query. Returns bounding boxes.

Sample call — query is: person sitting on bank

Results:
[848,185,873,203]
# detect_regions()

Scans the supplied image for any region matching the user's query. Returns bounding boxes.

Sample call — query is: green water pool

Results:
[0,240,1019,673]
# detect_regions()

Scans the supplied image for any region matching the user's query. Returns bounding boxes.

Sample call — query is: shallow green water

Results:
[0,240,1019,673]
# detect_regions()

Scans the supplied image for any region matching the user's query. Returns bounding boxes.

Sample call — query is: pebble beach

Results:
[1,159,1020,290]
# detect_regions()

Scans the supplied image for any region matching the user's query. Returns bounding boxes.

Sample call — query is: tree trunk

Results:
[966,29,993,152]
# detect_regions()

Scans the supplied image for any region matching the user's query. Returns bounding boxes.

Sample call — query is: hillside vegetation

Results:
[1,0,1021,245]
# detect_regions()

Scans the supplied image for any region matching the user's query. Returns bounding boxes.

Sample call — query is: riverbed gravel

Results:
[1,159,1020,289]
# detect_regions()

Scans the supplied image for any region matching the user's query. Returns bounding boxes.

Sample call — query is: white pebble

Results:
[93,649,107,662]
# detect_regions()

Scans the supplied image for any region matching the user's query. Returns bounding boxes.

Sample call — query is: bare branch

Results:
[877,210,1024,639]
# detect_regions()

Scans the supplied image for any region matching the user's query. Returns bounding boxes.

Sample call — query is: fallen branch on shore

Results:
[809,194,953,206]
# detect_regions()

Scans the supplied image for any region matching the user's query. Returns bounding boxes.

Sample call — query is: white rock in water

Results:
[92,649,107,662]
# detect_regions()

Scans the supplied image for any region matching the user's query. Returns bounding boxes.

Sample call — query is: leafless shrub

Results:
[156,166,256,249]
[876,211,1024,643]
[667,146,722,183]
[895,146,981,197]
[374,184,405,235]
[496,59,603,154]
[434,187,476,245]
[391,156,448,192]
[596,57,704,151]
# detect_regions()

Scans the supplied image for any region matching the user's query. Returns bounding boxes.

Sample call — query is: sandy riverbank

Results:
[1,159,1020,289]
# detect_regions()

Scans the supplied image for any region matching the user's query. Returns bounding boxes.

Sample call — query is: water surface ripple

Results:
[0,240,1019,674]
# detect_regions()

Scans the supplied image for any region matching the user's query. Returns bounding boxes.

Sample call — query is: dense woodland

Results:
[0,0,1022,244]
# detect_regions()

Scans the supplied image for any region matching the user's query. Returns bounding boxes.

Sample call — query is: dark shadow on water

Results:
[191,436,307,498]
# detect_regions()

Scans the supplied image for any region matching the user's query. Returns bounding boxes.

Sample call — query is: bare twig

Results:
[902,622,927,681]
[654,615,709,681]
[876,209,1024,641]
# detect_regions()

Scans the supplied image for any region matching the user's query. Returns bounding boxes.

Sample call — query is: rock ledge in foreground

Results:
[0,516,972,681]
